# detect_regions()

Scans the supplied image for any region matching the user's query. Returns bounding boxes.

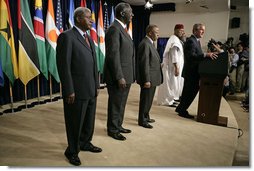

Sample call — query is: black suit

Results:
[136,37,162,125]
[103,20,135,133]
[56,27,99,156]
[176,35,204,113]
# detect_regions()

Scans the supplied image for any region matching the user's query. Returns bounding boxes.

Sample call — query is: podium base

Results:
[197,116,228,127]
[217,116,228,127]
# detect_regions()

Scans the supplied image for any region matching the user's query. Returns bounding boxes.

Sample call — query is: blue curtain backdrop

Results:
[157,37,169,62]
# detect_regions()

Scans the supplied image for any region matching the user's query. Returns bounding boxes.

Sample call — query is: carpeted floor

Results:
[0,84,239,166]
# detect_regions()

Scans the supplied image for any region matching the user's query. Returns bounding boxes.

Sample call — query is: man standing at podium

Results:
[175,23,218,119]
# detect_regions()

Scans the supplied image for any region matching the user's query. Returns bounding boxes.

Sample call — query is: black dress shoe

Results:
[175,108,194,119]
[178,112,194,119]
[108,132,126,141]
[175,107,185,114]
[168,104,177,107]
[139,123,153,129]
[174,99,181,102]
[64,151,81,166]
[81,143,102,153]
[120,128,131,133]
[147,119,155,123]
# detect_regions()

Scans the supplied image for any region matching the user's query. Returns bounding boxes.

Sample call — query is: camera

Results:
[239,33,249,47]
[207,38,217,52]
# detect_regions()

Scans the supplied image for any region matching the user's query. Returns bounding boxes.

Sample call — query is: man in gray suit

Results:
[103,2,135,141]
[136,24,163,129]
[56,7,102,166]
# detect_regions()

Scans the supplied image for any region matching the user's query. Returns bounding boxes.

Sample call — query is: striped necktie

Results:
[83,33,91,48]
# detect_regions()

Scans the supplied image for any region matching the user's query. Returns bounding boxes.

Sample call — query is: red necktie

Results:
[84,33,91,48]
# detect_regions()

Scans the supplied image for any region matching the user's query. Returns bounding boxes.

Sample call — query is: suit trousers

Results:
[229,68,237,93]
[63,97,96,155]
[106,84,131,133]
[236,64,244,91]
[176,76,200,113]
[138,86,156,125]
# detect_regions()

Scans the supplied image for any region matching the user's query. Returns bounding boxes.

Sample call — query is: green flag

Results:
[0,0,19,85]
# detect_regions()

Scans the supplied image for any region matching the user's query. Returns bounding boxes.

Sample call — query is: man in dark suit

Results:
[175,23,218,119]
[56,7,102,166]
[136,24,163,129]
[103,2,135,141]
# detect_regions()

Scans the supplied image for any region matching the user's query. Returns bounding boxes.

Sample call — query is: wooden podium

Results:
[197,52,228,127]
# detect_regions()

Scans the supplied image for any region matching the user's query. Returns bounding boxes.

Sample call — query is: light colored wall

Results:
[228,6,249,46]
[150,11,230,50]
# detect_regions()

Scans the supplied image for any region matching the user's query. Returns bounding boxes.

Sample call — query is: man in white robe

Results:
[157,24,185,107]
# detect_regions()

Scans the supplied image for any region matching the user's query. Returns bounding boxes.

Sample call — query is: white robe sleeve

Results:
[170,46,179,64]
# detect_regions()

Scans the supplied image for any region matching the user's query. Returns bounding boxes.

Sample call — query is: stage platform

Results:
[0,84,239,166]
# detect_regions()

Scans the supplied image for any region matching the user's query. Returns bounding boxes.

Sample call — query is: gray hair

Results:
[74,7,91,25]
[115,2,131,19]
[146,24,158,34]
[192,23,204,32]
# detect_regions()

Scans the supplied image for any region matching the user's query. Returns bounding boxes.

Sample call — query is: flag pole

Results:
[49,74,52,102]
[24,85,27,108]
[59,83,62,98]
[98,73,101,86]
[37,76,40,104]
[9,83,14,113]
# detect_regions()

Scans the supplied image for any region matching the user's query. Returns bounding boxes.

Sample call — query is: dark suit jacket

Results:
[136,37,163,86]
[103,20,135,85]
[182,35,204,79]
[56,27,99,99]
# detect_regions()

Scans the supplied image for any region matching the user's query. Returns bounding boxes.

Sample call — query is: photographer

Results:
[228,47,239,95]
[236,42,248,92]
[207,39,224,53]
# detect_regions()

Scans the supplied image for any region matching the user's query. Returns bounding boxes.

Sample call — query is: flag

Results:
[103,2,109,30]
[90,0,99,72]
[0,60,3,86]
[97,0,105,73]
[45,0,60,83]
[90,0,97,45]
[127,20,133,39]
[68,0,74,28]
[18,0,40,85]
[34,0,48,79]
[80,0,86,7]
[110,5,114,24]
[0,0,19,85]
[56,0,63,33]
[80,0,90,35]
